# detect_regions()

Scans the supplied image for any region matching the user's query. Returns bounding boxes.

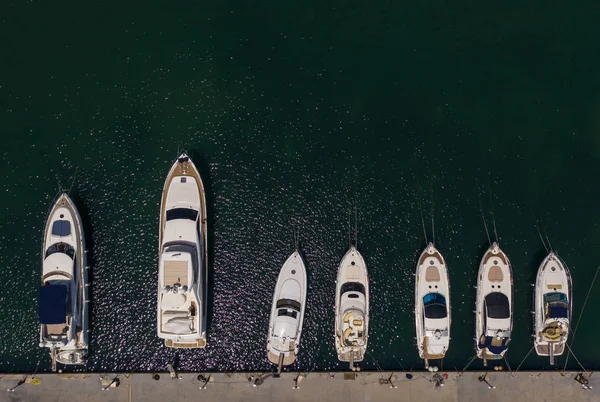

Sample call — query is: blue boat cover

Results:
[478,336,509,355]
[39,285,67,324]
[548,303,569,319]
[423,293,446,306]
[51,220,71,237]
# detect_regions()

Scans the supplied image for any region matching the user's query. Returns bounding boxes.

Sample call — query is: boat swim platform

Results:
[268,350,296,366]
[1,371,597,402]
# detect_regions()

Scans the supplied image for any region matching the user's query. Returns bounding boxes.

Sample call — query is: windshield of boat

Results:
[276,299,301,311]
[423,293,447,319]
[51,220,71,236]
[341,282,365,295]
[544,292,569,319]
[485,292,510,319]
[45,242,75,259]
[277,309,298,319]
[167,208,198,221]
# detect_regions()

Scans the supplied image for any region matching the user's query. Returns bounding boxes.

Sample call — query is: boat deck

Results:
[163,261,188,286]
[421,336,445,360]
[535,343,565,356]
[165,338,206,348]
[268,351,296,366]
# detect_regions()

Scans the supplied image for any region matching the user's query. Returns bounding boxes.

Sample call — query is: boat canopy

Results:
[276,298,301,311]
[544,293,569,319]
[341,282,365,295]
[423,293,447,319]
[45,242,75,259]
[478,335,509,355]
[166,208,198,222]
[38,284,67,324]
[51,220,71,237]
[484,292,510,319]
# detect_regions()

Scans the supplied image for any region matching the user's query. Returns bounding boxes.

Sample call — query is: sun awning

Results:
[39,284,67,324]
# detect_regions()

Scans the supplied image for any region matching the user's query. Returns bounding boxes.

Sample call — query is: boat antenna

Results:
[531,209,549,253]
[293,227,299,251]
[67,166,79,195]
[419,199,428,245]
[430,183,435,247]
[354,205,358,249]
[348,209,352,249]
[541,222,554,253]
[487,179,499,244]
[563,265,600,370]
[476,179,491,247]
[417,181,428,244]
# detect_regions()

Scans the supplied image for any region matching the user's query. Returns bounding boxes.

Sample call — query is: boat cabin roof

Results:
[484,292,510,319]
[423,293,447,319]
[341,282,366,295]
[51,220,72,237]
[163,216,199,246]
[276,298,301,311]
[39,284,68,324]
[478,335,510,354]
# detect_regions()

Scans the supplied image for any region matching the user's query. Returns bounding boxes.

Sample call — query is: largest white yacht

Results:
[335,246,369,370]
[157,153,208,348]
[39,193,88,371]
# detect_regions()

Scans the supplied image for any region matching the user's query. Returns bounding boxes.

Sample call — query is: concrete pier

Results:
[0,371,596,402]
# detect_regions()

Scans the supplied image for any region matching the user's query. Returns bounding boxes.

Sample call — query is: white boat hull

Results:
[39,193,88,370]
[534,253,572,361]
[157,153,208,348]
[475,243,513,363]
[335,247,369,366]
[415,243,450,367]
[267,251,307,367]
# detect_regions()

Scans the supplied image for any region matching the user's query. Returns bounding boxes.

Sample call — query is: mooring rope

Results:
[564,341,588,374]
[515,345,535,373]
[563,265,600,370]
[460,354,478,375]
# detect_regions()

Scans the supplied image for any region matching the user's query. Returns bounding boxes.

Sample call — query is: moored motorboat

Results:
[39,193,88,371]
[475,242,513,365]
[335,246,369,370]
[157,153,208,348]
[266,250,307,373]
[415,242,451,368]
[534,252,572,364]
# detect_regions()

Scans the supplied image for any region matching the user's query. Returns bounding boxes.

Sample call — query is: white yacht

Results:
[415,243,451,368]
[475,242,513,365]
[39,193,88,371]
[157,153,208,348]
[534,252,572,364]
[335,246,369,369]
[266,251,307,371]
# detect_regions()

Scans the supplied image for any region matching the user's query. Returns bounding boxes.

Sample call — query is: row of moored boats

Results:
[38,153,572,371]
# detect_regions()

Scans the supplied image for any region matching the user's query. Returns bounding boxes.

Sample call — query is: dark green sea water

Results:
[1,0,600,373]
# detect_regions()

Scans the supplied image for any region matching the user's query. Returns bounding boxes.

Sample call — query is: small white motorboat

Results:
[266,250,307,372]
[157,153,208,348]
[475,242,513,365]
[534,252,572,364]
[415,243,451,368]
[39,193,89,371]
[335,246,369,370]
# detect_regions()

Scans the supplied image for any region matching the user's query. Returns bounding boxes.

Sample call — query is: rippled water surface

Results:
[1,0,600,373]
